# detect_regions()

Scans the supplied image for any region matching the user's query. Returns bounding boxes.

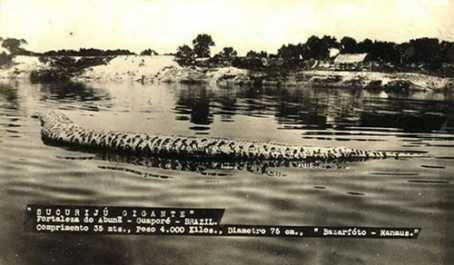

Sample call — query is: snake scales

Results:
[39,111,423,162]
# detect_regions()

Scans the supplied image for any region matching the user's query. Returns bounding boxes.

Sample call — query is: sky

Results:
[0,0,453,55]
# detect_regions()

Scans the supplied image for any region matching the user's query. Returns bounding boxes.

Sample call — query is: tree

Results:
[305,35,322,59]
[277,44,302,62]
[140,49,158,56]
[410,38,441,66]
[1,38,28,55]
[215,47,238,59]
[192,34,215,58]
[441,41,454,63]
[320,35,339,49]
[246,50,268,58]
[319,35,339,59]
[357,38,374,53]
[340,36,358,53]
[369,41,400,64]
[175,44,195,65]
[233,50,265,69]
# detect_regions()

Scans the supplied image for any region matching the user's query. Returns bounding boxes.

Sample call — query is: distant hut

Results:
[334,53,369,71]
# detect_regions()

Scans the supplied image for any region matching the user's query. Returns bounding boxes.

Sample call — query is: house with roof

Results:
[334,53,370,71]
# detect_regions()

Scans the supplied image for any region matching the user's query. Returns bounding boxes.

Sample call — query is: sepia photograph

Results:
[0,0,453,264]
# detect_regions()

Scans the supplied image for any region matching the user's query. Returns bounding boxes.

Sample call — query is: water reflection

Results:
[360,111,447,132]
[175,85,213,126]
[22,80,454,135]
[39,81,112,103]
[173,84,454,133]
[1,80,454,265]
[50,147,357,179]
[101,153,359,175]
[0,82,19,109]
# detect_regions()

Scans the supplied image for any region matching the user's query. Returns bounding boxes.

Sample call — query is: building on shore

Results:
[334,53,370,71]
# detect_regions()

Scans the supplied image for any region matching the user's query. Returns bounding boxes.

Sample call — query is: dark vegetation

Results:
[1,37,34,55]
[175,34,216,66]
[42,48,135,57]
[30,56,112,83]
[0,36,157,82]
[0,53,12,67]
[2,33,454,84]
[175,34,454,76]
[175,44,195,66]
[273,36,454,71]
[140,49,159,56]
[0,37,35,67]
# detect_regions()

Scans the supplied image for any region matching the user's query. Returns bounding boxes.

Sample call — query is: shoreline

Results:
[1,55,454,92]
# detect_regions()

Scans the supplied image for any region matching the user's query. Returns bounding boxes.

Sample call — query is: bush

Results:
[232,57,263,70]
[30,56,113,83]
[0,52,12,67]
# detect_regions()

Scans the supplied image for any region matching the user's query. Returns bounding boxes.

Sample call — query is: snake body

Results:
[39,111,422,161]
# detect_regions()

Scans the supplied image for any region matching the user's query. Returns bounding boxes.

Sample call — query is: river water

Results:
[0,80,453,265]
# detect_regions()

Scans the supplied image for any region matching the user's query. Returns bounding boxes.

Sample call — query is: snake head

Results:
[38,110,75,128]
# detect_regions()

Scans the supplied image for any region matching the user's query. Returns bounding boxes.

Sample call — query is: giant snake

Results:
[39,111,424,164]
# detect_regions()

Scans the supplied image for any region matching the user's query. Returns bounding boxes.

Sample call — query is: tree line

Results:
[276,35,454,68]
[175,34,454,70]
[42,48,136,57]
[42,48,162,57]
[3,34,454,71]
[0,36,159,57]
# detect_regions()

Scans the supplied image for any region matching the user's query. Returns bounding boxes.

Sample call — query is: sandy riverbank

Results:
[1,55,453,91]
[303,70,454,91]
